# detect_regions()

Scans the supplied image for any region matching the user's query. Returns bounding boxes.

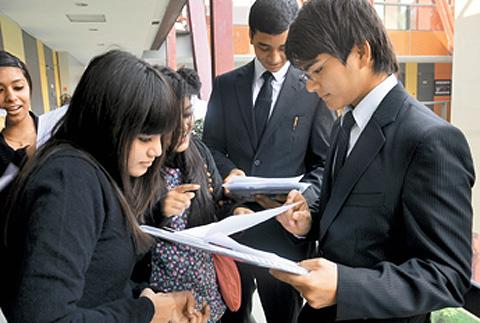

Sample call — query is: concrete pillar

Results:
[451,0,480,233]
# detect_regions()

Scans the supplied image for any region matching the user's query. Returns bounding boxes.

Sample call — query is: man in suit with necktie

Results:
[202,0,335,322]
[271,0,475,322]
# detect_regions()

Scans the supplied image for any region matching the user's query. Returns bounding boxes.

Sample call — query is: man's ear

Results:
[249,30,255,45]
[356,41,372,68]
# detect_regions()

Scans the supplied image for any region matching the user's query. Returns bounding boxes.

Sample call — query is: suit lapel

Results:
[257,66,302,152]
[318,121,385,241]
[317,84,408,242]
[234,61,257,151]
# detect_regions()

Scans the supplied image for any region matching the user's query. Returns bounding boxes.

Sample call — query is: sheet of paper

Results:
[184,203,299,238]
[0,163,19,191]
[223,175,311,199]
[36,106,67,147]
[141,225,308,275]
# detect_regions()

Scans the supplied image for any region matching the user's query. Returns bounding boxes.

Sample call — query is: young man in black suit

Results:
[272,0,475,322]
[202,0,335,322]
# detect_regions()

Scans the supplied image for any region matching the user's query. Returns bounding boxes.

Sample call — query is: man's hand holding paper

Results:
[276,190,312,237]
[270,258,338,309]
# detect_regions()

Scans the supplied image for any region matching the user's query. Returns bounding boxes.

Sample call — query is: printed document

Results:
[223,175,311,200]
[141,203,309,275]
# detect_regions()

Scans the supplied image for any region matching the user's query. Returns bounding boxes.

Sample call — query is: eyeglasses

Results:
[299,72,313,82]
[299,57,331,83]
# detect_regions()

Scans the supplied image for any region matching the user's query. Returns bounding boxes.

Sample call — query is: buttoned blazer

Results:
[305,84,475,322]
[203,61,335,204]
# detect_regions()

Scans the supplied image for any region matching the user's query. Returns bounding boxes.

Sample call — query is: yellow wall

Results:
[52,51,61,107]
[0,15,25,61]
[405,63,418,97]
[0,16,25,128]
[36,40,50,112]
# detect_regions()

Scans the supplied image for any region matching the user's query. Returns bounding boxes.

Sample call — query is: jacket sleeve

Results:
[335,125,474,320]
[202,77,239,178]
[301,99,336,206]
[8,157,154,323]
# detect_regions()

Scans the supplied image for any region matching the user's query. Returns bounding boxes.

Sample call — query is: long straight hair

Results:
[4,50,180,252]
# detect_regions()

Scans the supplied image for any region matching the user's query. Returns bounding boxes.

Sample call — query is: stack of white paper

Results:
[141,203,309,275]
[223,175,311,201]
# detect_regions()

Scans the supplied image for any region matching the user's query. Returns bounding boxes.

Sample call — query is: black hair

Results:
[177,67,201,97]
[5,50,180,252]
[0,50,33,93]
[285,0,398,74]
[154,66,216,228]
[249,0,299,36]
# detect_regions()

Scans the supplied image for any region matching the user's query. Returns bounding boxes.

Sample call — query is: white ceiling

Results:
[0,0,171,65]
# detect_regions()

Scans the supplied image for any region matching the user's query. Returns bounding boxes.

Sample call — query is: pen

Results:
[293,116,299,131]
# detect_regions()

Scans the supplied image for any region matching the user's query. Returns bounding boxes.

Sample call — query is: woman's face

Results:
[128,134,163,177]
[175,97,194,153]
[0,67,31,124]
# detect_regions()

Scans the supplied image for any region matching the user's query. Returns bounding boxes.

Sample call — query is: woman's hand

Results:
[163,184,200,217]
[140,289,210,323]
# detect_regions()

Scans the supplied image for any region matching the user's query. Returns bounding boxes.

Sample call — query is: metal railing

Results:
[373,1,446,31]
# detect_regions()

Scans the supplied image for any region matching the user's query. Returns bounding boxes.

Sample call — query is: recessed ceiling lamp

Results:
[89,28,99,31]
[75,2,88,7]
[66,14,106,23]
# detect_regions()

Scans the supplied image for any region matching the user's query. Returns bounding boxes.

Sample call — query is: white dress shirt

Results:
[343,74,398,156]
[252,59,290,118]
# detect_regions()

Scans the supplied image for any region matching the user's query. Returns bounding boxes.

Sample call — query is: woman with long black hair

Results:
[2,50,209,323]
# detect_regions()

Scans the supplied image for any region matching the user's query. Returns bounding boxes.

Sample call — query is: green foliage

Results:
[431,308,480,323]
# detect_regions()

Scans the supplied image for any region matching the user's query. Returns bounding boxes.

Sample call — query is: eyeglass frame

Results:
[299,57,332,83]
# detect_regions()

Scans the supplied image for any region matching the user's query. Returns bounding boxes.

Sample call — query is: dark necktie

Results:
[254,71,274,143]
[332,110,355,181]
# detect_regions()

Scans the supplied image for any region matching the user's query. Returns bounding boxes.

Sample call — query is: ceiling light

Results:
[89,28,99,32]
[151,20,160,25]
[74,2,88,7]
[66,14,106,23]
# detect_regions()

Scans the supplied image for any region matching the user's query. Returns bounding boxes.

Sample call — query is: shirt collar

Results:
[254,58,290,83]
[344,74,398,130]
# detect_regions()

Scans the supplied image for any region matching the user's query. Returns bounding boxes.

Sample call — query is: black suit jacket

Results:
[203,61,335,205]
[304,84,475,322]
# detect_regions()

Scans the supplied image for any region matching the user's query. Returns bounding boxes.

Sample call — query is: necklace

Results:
[2,130,36,148]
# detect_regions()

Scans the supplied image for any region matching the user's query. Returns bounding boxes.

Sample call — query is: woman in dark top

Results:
[141,67,239,322]
[0,50,37,170]
[2,50,209,323]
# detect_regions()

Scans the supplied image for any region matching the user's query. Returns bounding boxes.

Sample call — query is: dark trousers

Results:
[221,217,307,323]
[221,262,302,323]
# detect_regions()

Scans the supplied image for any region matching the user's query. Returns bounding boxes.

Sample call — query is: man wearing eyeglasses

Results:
[271,0,475,322]
[202,0,335,322]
